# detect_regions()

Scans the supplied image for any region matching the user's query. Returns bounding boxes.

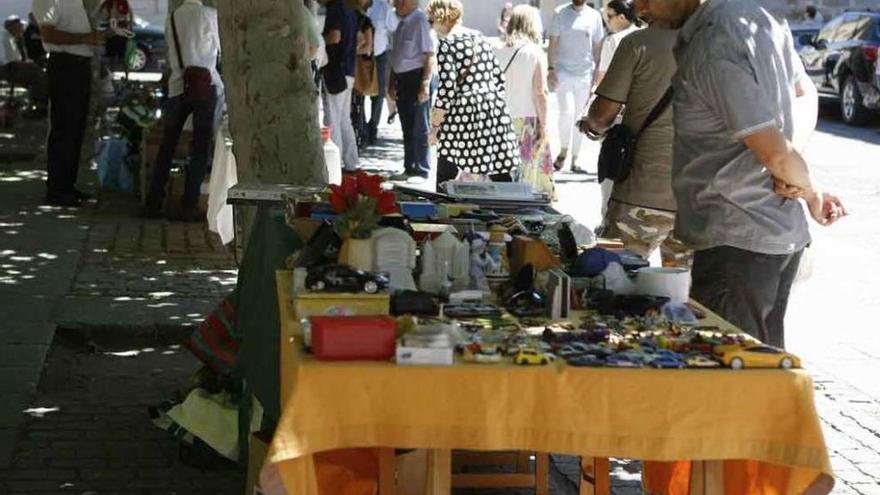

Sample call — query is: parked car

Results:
[790,24,820,53]
[799,12,880,125]
[104,17,167,73]
[306,264,389,294]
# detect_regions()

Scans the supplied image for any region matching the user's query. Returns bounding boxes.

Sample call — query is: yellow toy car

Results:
[714,344,801,370]
[513,348,552,366]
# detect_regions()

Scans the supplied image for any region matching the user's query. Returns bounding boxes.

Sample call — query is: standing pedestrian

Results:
[320,0,360,172]
[594,0,642,218]
[350,0,374,150]
[427,0,519,188]
[805,5,824,26]
[643,0,846,347]
[366,0,398,145]
[144,0,222,220]
[495,5,555,199]
[580,18,690,268]
[23,13,46,66]
[498,2,514,39]
[547,0,604,173]
[31,0,101,207]
[389,0,435,180]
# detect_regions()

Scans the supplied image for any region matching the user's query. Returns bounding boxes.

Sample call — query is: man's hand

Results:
[388,83,397,101]
[773,177,804,199]
[548,70,558,92]
[417,83,429,104]
[428,127,439,146]
[806,191,847,226]
[83,31,103,45]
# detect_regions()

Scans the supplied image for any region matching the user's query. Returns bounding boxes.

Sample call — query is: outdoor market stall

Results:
[233,173,833,495]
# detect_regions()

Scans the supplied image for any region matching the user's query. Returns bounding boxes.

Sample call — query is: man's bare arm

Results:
[579,96,622,138]
[39,25,99,45]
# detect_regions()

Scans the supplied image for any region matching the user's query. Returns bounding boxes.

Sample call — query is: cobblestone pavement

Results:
[0,331,243,495]
[56,191,237,330]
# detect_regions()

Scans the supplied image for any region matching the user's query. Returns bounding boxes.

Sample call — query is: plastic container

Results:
[322,126,342,185]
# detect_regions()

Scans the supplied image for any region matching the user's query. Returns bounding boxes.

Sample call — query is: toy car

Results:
[566,355,606,367]
[715,344,801,370]
[462,343,502,364]
[685,354,721,368]
[306,264,389,294]
[648,350,686,369]
[606,351,646,368]
[513,348,553,366]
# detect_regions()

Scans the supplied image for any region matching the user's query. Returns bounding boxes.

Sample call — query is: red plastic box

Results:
[309,316,397,361]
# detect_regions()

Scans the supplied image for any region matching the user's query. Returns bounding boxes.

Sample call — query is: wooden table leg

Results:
[378,448,395,495]
[426,449,451,495]
[580,457,610,495]
[689,461,724,495]
[535,453,550,495]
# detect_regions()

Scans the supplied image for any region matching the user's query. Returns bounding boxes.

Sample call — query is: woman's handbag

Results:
[597,87,673,183]
[354,55,379,97]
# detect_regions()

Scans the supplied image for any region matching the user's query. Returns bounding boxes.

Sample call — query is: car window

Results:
[861,16,880,41]
[835,14,861,41]
[817,15,844,43]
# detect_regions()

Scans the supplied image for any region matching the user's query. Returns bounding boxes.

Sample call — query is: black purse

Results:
[597,87,673,183]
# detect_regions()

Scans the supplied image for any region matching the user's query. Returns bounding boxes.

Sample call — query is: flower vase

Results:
[339,236,375,272]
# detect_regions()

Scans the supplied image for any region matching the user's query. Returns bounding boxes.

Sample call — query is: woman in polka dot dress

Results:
[426,0,519,191]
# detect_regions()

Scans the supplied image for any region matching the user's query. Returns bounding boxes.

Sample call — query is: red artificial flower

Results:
[328,185,349,213]
[340,174,359,201]
[356,171,383,198]
[376,190,398,215]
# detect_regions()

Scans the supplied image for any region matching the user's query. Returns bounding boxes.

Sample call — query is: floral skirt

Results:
[512,116,555,199]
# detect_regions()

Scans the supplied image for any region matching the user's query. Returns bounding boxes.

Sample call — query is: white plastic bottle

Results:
[322,126,342,185]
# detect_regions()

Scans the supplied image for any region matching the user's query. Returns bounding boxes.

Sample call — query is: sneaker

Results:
[553,153,567,172]
[406,175,428,185]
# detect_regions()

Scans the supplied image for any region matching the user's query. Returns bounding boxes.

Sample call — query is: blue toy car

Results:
[649,350,686,369]
[606,351,645,368]
[567,355,606,367]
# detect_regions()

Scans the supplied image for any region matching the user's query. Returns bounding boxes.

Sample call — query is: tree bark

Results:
[213,0,326,186]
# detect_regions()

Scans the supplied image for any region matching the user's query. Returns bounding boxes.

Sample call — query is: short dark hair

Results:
[607,0,642,26]
[806,6,817,16]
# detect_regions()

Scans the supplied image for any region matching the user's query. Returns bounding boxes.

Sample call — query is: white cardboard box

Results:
[396,346,455,366]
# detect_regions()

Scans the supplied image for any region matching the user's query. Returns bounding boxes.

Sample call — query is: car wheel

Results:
[313,280,325,291]
[840,75,870,126]
[364,280,378,294]
[780,357,793,369]
[730,357,744,370]
[128,46,148,72]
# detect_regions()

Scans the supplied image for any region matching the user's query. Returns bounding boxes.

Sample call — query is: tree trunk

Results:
[213,0,326,187]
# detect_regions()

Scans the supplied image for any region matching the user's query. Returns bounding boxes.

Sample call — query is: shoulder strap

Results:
[637,86,673,136]
[170,9,185,71]
[503,44,526,74]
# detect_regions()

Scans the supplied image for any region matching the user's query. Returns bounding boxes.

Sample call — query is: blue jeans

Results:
[367,52,388,140]
[147,89,218,210]
[394,68,431,177]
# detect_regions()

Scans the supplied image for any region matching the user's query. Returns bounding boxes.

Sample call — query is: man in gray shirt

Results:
[389,0,435,180]
[644,0,846,347]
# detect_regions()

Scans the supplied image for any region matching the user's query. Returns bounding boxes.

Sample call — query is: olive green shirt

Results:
[595,27,678,212]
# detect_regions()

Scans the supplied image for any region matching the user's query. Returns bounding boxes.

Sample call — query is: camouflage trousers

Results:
[600,200,693,268]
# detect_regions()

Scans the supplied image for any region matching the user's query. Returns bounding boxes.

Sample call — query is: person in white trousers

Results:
[321,0,360,171]
[547,0,604,173]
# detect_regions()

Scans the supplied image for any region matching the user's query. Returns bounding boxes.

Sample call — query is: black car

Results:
[306,264,389,294]
[799,12,880,125]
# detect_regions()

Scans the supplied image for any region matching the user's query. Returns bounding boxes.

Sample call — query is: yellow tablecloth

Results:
[264,272,834,495]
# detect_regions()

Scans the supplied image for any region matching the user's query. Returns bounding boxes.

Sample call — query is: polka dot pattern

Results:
[435,31,519,176]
